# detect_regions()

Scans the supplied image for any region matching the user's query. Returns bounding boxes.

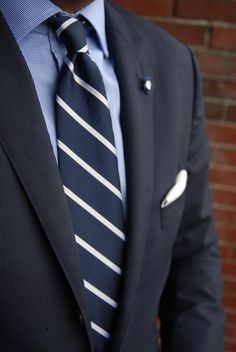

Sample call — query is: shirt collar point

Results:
[103,48,109,59]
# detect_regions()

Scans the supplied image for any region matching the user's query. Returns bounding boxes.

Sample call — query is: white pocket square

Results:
[161,169,188,208]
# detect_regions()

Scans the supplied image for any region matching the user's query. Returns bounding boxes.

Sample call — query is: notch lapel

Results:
[0,13,93,348]
[105,2,155,351]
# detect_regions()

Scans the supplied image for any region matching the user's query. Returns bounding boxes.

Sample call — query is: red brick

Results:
[224,281,236,294]
[208,124,236,144]
[214,208,236,225]
[177,0,236,22]
[226,106,236,123]
[225,326,236,338]
[233,249,236,261]
[223,294,236,308]
[197,55,236,79]
[220,245,232,261]
[212,188,236,207]
[226,311,236,325]
[223,263,236,277]
[211,28,236,51]
[217,226,236,242]
[228,58,236,77]
[204,79,236,99]
[205,102,224,121]
[217,150,236,166]
[116,0,174,16]
[209,167,236,187]
[196,52,228,77]
[210,147,236,166]
[225,341,236,352]
[159,22,207,46]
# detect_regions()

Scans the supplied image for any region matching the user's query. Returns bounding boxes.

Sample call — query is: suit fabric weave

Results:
[0,1,224,351]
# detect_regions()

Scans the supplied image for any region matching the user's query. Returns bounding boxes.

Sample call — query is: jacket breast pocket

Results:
[160,191,186,229]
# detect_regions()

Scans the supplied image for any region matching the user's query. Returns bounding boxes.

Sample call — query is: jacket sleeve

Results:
[159,50,225,352]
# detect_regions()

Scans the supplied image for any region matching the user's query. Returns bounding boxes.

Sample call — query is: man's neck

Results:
[52,0,93,13]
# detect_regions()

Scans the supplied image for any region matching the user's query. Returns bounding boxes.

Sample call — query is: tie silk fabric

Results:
[49,15,126,351]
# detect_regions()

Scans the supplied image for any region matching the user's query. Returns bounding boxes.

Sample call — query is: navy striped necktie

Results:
[49,14,126,351]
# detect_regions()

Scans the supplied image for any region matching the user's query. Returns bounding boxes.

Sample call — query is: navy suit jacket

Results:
[0,1,224,351]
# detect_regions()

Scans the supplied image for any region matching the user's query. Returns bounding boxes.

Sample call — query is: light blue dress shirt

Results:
[0,0,127,214]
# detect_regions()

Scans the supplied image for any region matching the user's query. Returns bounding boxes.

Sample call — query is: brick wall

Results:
[116,0,236,350]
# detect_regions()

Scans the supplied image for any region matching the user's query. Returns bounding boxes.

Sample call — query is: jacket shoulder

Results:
[109,1,191,62]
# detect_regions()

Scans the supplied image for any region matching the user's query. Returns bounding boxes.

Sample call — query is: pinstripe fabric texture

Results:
[49,14,126,351]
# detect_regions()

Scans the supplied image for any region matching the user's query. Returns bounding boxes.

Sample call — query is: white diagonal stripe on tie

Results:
[58,140,122,199]
[57,96,116,155]
[64,186,126,241]
[56,17,78,37]
[77,45,89,53]
[91,322,110,339]
[64,57,109,108]
[84,280,118,308]
[75,234,122,275]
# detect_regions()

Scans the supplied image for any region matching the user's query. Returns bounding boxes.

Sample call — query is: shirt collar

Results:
[80,0,109,57]
[0,0,109,57]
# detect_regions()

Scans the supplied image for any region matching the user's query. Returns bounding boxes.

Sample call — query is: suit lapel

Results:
[0,13,93,348]
[0,4,155,349]
[105,2,155,350]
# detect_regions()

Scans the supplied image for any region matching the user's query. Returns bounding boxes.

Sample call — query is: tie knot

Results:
[49,14,87,54]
